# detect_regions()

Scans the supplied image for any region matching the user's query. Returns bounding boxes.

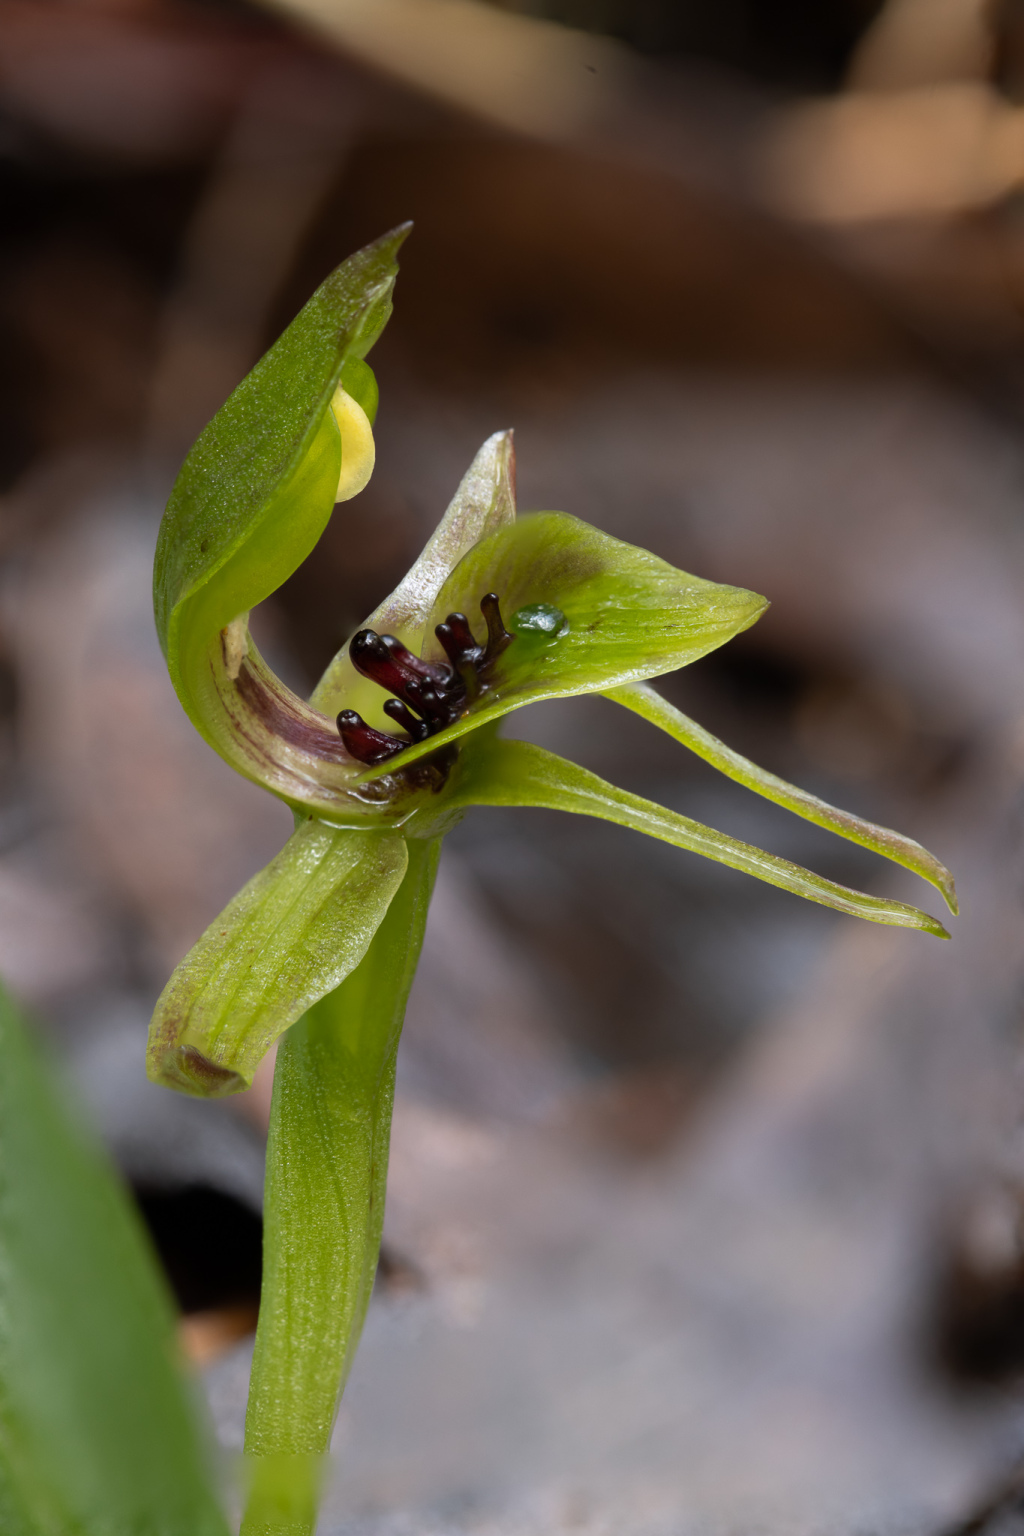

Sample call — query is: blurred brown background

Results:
[5,1,1024,1532]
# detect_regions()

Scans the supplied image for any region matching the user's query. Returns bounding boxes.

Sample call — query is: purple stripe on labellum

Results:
[339,592,515,767]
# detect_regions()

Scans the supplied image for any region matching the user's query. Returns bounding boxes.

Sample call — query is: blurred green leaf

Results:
[241,837,441,1535]
[0,982,229,1536]
[437,733,950,938]
[148,820,410,1095]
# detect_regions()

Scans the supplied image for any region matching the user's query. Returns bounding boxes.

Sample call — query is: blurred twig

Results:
[758,0,1024,227]
[761,82,1024,224]
[848,0,993,91]
[252,0,623,139]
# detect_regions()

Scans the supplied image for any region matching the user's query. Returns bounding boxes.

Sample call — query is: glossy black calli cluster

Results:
[337,592,514,767]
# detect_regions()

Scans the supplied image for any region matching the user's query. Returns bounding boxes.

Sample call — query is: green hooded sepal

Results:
[154,227,408,816]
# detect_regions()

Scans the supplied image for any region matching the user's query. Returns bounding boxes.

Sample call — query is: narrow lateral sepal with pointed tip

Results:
[605,680,957,914]
[427,733,950,939]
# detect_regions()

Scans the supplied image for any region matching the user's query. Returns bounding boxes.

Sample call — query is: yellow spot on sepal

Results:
[330,385,375,502]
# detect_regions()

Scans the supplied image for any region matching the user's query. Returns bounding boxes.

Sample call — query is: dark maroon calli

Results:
[338,592,514,765]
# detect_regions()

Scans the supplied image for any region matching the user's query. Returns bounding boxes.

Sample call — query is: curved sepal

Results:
[146,822,409,1097]
[154,226,408,806]
[355,511,767,778]
[433,734,949,938]
[607,681,957,913]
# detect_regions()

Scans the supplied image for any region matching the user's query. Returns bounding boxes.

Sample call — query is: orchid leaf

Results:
[355,512,767,778]
[154,226,408,802]
[437,734,949,938]
[607,680,957,913]
[0,982,228,1536]
[147,821,409,1096]
[242,837,441,1536]
[311,429,518,726]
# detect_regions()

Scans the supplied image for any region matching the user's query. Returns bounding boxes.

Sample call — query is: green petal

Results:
[146,821,409,1096]
[0,983,228,1536]
[241,837,441,1536]
[607,681,957,914]
[355,511,767,779]
[433,734,949,938]
[154,227,408,810]
[311,428,518,726]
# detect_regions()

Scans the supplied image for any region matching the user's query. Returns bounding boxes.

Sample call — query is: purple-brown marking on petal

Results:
[158,1044,247,1098]
[234,660,353,762]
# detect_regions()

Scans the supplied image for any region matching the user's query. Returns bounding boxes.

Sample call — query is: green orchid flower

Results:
[145,225,955,1535]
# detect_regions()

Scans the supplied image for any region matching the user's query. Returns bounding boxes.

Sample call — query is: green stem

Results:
[240,835,441,1536]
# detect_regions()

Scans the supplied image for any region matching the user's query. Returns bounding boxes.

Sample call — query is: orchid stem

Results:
[240,835,441,1536]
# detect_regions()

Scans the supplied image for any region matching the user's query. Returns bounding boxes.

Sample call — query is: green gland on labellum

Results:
[511,602,570,639]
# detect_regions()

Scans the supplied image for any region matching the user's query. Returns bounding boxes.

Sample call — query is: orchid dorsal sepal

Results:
[426,732,950,939]
[147,820,410,1096]
[153,226,408,802]
[348,511,768,781]
[606,680,957,914]
[156,228,404,660]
